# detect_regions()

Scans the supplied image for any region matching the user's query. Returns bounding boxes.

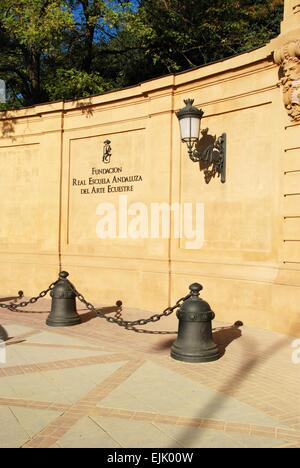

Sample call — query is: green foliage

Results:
[125,0,284,75]
[0,0,76,106]
[0,0,284,109]
[44,68,113,100]
[1,0,74,51]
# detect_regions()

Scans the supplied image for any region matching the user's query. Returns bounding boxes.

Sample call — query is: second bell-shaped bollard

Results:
[46,271,81,327]
[171,283,220,363]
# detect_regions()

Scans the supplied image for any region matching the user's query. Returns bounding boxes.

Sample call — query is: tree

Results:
[0,0,133,107]
[120,0,284,77]
[0,0,74,106]
[0,0,284,109]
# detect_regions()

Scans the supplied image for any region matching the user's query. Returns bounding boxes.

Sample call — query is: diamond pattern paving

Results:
[0,299,299,449]
[0,362,126,404]
[99,361,288,427]
[0,406,62,448]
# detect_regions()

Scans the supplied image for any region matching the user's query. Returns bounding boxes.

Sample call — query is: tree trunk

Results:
[82,24,95,73]
[81,1,95,73]
[25,50,42,105]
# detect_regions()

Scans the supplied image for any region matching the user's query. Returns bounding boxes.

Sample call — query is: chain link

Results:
[0,282,57,313]
[70,282,190,334]
[0,277,190,331]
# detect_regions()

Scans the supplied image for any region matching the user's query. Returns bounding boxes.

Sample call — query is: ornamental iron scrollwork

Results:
[190,128,226,184]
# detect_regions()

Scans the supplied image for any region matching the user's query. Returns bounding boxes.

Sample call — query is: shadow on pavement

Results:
[79,304,122,324]
[151,321,243,354]
[213,321,243,357]
[170,332,293,448]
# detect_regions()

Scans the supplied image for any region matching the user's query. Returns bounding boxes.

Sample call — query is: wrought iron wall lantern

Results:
[176,99,227,184]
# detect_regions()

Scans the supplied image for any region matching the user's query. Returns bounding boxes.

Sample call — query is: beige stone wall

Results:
[282,0,300,33]
[1,2,299,336]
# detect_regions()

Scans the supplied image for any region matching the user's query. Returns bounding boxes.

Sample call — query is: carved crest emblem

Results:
[103,139,112,164]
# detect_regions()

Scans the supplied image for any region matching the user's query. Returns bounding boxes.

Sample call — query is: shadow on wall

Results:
[0,100,94,143]
[75,98,94,118]
[0,291,23,303]
[0,111,16,141]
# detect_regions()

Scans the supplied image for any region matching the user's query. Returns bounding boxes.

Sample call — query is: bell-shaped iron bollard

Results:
[171,283,220,363]
[46,271,81,327]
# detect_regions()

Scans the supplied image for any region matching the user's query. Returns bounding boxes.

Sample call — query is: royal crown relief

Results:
[274,40,300,121]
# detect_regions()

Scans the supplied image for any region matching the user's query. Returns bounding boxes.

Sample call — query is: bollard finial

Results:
[59,271,69,280]
[189,283,203,296]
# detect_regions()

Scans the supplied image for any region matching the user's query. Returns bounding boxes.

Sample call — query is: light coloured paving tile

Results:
[91,416,182,448]
[1,324,36,337]
[43,362,126,404]
[226,431,287,448]
[97,388,157,413]
[156,422,288,448]
[1,344,111,368]
[0,379,20,399]
[0,372,72,404]
[100,361,286,427]
[57,416,121,448]
[9,406,62,438]
[26,331,102,348]
[0,362,126,404]
[0,406,30,448]
[154,423,242,448]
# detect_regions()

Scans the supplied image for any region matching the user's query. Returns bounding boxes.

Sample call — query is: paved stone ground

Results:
[0,293,299,449]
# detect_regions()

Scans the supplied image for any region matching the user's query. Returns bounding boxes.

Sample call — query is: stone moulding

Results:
[274,39,300,121]
[293,3,300,14]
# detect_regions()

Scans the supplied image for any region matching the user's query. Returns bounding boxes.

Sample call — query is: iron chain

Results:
[0,277,190,332]
[70,282,191,334]
[0,282,58,313]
